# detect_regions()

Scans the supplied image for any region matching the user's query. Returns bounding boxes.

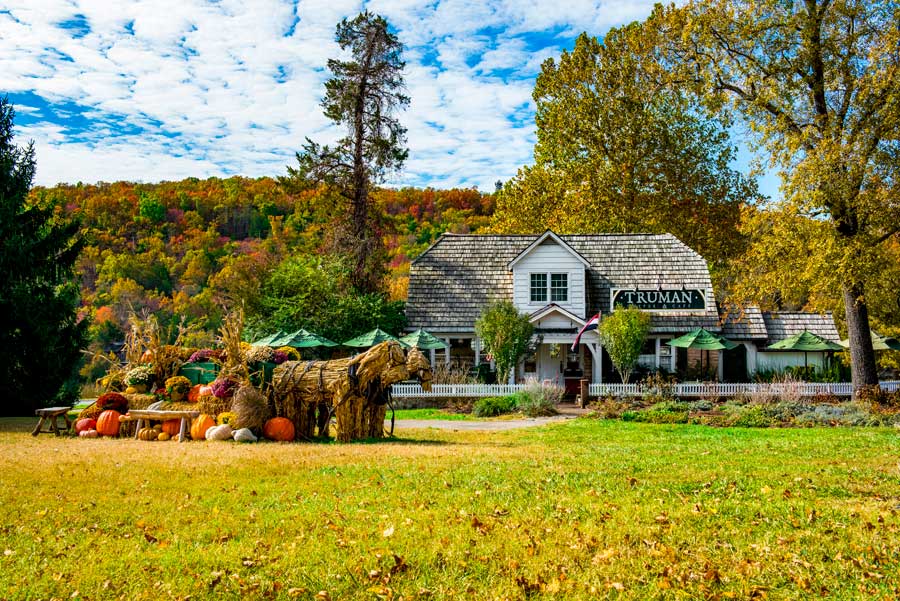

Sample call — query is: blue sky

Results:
[1,0,778,198]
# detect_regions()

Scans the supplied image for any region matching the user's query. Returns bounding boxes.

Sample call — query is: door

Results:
[722,344,748,382]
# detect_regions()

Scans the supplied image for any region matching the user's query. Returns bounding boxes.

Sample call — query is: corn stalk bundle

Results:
[217,308,249,383]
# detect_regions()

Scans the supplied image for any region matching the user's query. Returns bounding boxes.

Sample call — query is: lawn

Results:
[2,418,899,600]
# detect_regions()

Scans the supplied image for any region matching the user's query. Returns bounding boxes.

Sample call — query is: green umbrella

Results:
[342,328,407,348]
[766,330,843,369]
[399,329,449,350]
[838,331,900,352]
[251,330,288,347]
[667,328,737,378]
[274,329,339,348]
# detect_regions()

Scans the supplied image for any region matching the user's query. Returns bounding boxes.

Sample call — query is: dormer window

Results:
[551,273,568,302]
[530,272,569,304]
[530,273,547,302]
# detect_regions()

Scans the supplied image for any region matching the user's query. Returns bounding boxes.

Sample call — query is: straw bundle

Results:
[197,395,230,417]
[218,308,249,382]
[231,385,270,432]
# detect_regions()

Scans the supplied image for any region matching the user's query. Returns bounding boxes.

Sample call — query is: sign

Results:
[611,289,706,311]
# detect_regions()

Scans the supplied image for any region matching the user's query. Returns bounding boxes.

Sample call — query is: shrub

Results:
[729,405,778,428]
[473,395,518,417]
[515,378,561,417]
[585,397,630,419]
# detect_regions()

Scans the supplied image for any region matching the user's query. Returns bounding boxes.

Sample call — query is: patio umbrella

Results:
[766,330,843,368]
[342,328,407,348]
[251,330,288,347]
[838,331,900,352]
[274,328,339,348]
[667,327,738,376]
[399,328,449,350]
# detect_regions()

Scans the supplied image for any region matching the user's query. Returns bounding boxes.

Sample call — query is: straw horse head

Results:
[405,347,433,391]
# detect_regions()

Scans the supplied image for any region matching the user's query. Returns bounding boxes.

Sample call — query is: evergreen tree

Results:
[282,11,409,293]
[0,97,87,415]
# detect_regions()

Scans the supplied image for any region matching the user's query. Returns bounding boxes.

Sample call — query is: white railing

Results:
[390,381,900,399]
[391,383,526,398]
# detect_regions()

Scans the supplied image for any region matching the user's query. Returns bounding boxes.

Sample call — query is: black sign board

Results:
[612,289,706,311]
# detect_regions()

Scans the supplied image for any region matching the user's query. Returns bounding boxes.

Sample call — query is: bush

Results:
[515,379,561,417]
[728,405,778,428]
[585,397,631,419]
[473,395,518,417]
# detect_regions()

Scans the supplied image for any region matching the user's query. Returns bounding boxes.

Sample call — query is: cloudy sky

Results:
[1,0,776,195]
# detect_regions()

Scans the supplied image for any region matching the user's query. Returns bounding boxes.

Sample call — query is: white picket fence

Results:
[391,381,900,399]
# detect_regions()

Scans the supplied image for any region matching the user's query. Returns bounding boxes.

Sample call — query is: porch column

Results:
[586,342,601,384]
[655,338,661,370]
[429,348,436,366]
[474,337,480,366]
[444,338,450,367]
[717,350,724,382]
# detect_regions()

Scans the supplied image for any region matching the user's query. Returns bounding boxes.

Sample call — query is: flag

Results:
[571,313,601,351]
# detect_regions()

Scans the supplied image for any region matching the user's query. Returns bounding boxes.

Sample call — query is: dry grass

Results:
[1,419,900,599]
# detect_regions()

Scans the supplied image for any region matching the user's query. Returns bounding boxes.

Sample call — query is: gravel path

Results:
[389,415,575,431]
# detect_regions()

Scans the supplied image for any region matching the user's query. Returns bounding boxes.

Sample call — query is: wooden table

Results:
[121,410,200,442]
[32,407,73,436]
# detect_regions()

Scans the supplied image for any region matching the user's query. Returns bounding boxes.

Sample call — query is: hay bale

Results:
[197,395,229,417]
[119,393,158,436]
[231,385,270,432]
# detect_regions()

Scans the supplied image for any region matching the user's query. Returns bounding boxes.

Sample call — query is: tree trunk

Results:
[842,281,879,396]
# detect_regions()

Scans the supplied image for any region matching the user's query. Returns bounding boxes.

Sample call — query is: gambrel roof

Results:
[407,232,719,333]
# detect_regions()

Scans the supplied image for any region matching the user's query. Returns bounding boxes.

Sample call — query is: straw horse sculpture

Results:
[272,341,432,442]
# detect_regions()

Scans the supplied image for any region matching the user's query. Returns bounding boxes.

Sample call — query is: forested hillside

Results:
[31,177,494,379]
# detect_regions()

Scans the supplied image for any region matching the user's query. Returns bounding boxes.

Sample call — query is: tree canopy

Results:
[599,307,652,385]
[0,97,87,414]
[475,302,537,384]
[492,26,759,272]
[654,0,900,390]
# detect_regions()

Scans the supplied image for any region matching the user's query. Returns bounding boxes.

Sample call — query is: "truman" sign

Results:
[611,289,706,311]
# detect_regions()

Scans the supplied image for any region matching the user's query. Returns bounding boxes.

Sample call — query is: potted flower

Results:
[124,365,155,394]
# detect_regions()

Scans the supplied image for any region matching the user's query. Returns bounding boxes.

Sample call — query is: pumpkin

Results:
[96,410,122,437]
[205,424,233,441]
[137,427,159,441]
[125,386,138,394]
[263,417,295,442]
[161,419,181,436]
[233,428,257,443]
[75,418,97,434]
[198,385,213,397]
[79,429,99,439]
[190,414,216,440]
[157,432,171,441]
[187,384,203,403]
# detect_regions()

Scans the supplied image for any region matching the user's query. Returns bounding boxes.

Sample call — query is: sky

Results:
[0,0,779,197]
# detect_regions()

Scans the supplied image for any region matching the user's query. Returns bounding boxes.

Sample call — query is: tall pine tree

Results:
[0,97,87,415]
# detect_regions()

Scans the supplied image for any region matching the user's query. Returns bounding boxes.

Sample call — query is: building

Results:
[406,230,840,385]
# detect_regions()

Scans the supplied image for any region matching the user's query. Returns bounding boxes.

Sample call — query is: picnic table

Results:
[120,409,200,442]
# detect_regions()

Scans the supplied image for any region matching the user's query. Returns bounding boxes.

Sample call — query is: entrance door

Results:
[722,344,748,382]
[538,344,562,384]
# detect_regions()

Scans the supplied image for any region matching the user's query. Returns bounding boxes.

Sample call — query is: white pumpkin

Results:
[205,424,234,441]
[232,428,257,443]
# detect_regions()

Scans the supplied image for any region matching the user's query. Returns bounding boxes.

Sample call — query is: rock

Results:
[205,424,234,441]
[233,428,257,443]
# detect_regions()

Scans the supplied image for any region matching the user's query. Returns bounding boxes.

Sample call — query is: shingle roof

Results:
[761,311,840,344]
[720,305,768,340]
[407,232,718,333]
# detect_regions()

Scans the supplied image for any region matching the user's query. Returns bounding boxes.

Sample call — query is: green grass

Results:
[391,408,475,421]
[2,418,900,599]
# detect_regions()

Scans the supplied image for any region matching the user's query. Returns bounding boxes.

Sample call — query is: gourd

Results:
[190,414,216,440]
[157,432,171,441]
[233,428,257,443]
[263,417,295,442]
[205,424,233,441]
[137,427,159,441]
[161,419,181,436]
[79,429,99,439]
[187,384,203,403]
[96,410,122,437]
[75,418,97,434]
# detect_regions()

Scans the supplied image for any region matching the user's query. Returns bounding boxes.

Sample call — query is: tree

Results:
[282,11,409,293]
[491,27,758,272]
[475,302,537,384]
[0,97,87,415]
[655,0,900,391]
[599,307,651,384]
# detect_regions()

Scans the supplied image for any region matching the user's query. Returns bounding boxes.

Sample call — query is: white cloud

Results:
[2,0,665,190]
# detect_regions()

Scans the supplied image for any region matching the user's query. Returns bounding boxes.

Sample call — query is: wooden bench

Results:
[120,409,200,442]
[32,407,73,436]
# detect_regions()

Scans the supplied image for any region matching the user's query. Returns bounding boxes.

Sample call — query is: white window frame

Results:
[530,273,548,303]
[550,273,568,303]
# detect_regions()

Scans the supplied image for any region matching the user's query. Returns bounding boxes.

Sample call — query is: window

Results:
[550,273,568,302]
[530,273,547,302]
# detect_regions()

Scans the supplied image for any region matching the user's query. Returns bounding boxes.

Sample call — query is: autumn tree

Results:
[282,11,409,292]
[492,26,758,272]
[599,307,652,384]
[656,0,900,391]
[0,97,87,414]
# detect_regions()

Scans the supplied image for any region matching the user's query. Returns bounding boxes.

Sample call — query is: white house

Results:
[406,230,840,386]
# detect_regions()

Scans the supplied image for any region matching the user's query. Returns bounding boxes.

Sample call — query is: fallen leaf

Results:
[382,525,394,537]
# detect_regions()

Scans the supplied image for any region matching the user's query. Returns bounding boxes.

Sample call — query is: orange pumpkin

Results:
[190,414,216,440]
[187,384,203,403]
[96,410,122,437]
[263,417,295,442]
[161,419,181,437]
